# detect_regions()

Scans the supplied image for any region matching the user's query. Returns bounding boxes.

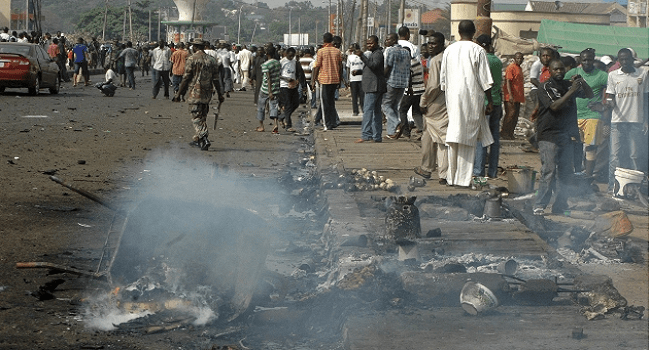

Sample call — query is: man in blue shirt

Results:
[382,32,411,139]
[72,37,90,86]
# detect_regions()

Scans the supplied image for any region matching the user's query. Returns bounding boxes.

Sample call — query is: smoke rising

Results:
[84,148,289,330]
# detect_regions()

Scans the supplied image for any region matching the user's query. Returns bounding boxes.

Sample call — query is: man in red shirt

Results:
[170,42,190,100]
[501,52,525,140]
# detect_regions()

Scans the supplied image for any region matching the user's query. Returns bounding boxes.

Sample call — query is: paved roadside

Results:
[311,93,649,349]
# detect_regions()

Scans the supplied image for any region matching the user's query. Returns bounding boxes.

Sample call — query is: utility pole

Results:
[361,0,368,44]
[148,9,151,42]
[123,8,127,41]
[102,0,109,41]
[158,7,161,41]
[398,0,405,27]
[289,7,292,45]
[328,0,332,32]
[386,0,391,38]
[335,0,340,35]
[348,0,356,46]
[128,0,133,42]
[25,0,28,31]
[298,17,301,45]
[237,5,244,44]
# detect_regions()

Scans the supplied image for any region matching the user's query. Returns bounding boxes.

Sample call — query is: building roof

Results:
[421,9,446,24]
[526,1,626,14]
[537,19,649,59]
[493,3,528,11]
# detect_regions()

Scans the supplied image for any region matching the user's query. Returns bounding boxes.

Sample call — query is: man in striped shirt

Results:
[397,51,426,139]
[255,46,281,133]
[382,33,411,139]
[312,32,343,130]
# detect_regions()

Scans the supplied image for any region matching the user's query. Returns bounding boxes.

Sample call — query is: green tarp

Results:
[537,19,649,59]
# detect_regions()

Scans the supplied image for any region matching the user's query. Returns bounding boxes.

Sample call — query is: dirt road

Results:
[0,73,318,349]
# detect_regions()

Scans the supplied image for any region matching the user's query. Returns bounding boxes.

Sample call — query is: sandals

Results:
[272,126,279,134]
[413,167,431,179]
[255,126,264,132]
[286,127,296,132]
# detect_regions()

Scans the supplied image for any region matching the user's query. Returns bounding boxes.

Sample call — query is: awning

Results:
[536,19,649,60]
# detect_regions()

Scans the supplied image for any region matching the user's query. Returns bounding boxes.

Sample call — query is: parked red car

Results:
[0,42,60,95]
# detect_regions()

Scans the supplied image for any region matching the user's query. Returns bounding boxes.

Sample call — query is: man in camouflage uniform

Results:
[173,39,225,151]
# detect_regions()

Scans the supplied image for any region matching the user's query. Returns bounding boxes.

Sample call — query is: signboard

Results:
[402,9,419,29]
[329,14,343,34]
[284,33,309,46]
[367,17,374,27]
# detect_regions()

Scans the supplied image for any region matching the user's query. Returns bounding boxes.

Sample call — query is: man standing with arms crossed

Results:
[173,39,224,151]
[440,20,494,187]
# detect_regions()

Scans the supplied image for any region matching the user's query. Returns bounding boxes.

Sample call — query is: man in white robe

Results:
[440,20,494,187]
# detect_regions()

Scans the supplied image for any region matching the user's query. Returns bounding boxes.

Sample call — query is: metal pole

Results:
[386,0,391,37]
[237,5,243,44]
[361,0,368,44]
[298,17,301,45]
[102,0,109,41]
[128,0,133,42]
[348,0,356,45]
[25,0,28,31]
[250,22,256,45]
[336,0,340,35]
[158,7,161,41]
[398,0,405,27]
[123,8,126,41]
[148,9,151,42]
[289,8,292,46]
[328,0,331,32]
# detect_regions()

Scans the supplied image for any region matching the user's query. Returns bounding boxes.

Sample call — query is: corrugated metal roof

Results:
[537,19,649,59]
[527,1,626,14]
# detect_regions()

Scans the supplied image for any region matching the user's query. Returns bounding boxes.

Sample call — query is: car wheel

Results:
[49,78,60,94]
[29,78,40,96]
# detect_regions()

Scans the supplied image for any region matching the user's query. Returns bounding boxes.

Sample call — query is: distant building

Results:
[627,0,649,27]
[451,0,613,40]
[0,0,9,29]
[526,1,627,26]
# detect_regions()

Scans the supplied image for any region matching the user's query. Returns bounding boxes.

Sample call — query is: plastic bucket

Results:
[614,167,645,197]
[507,167,537,194]
[460,281,499,315]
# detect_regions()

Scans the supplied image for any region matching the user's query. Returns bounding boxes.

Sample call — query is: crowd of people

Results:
[2,24,647,208]
[302,22,647,212]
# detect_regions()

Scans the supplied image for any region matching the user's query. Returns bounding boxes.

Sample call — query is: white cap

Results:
[600,56,613,65]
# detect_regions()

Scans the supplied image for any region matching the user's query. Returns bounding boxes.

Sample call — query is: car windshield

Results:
[0,45,32,56]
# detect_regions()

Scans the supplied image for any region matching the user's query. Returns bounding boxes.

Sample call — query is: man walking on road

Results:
[440,20,494,187]
[173,39,224,151]
[312,32,343,130]
[382,33,411,139]
[170,42,190,98]
[151,40,172,99]
[279,47,306,132]
[534,59,592,214]
[238,45,253,91]
[118,41,139,90]
[354,35,386,143]
[255,45,281,133]
[415,32,449,184]
[72,37,90,87]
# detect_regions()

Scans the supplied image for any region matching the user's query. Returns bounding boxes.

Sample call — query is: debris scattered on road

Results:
[78,160,86,165]
[78,223,92,227]
[28,279,65,301]
[386,196,421,240]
